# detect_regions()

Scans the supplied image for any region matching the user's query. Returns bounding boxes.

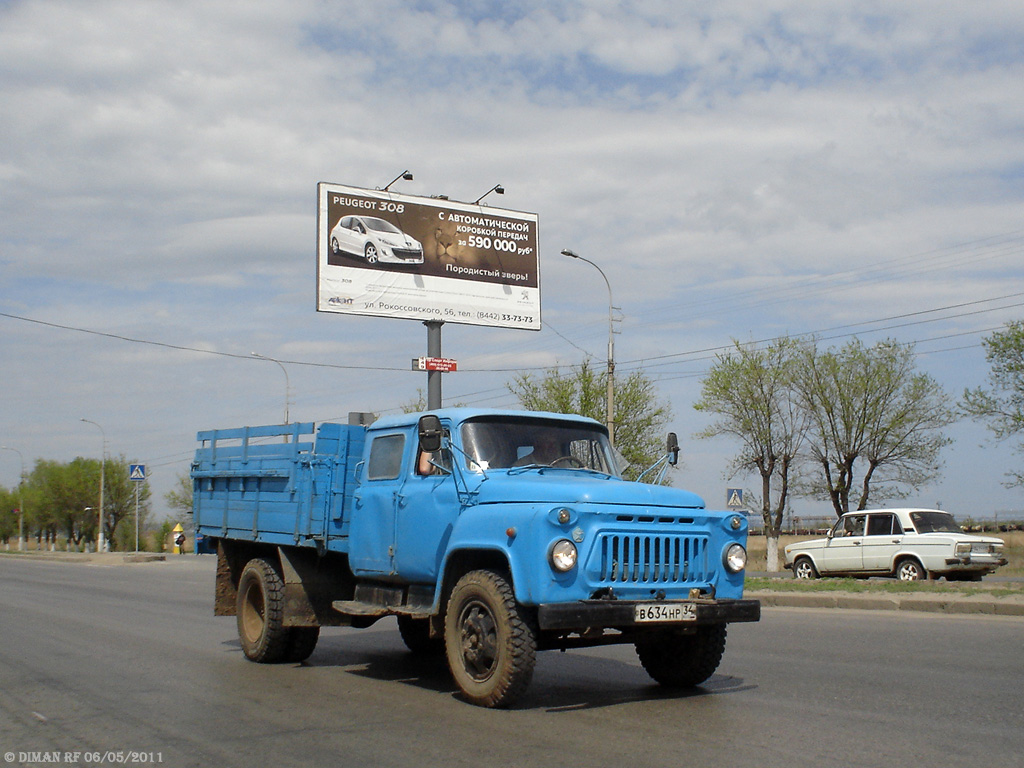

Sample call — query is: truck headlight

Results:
[724,543,747,573]
[550,539,578,572]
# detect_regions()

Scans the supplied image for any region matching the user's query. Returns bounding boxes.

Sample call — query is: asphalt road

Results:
[1,555,1022,768]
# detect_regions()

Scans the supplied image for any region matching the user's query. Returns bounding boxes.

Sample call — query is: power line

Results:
[0,311,410,372]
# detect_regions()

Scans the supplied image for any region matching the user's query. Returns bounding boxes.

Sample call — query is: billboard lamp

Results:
[382,170,413,191]
[473,184,505,204]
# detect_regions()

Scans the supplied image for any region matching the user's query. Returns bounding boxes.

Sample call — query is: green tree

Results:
[0,486,16,546]
[962,320,1024,486]
[796,338,955,516]
[165,472,194,517]
[694,338,808,571]
[28,458,100,549]
[508,359,671,480]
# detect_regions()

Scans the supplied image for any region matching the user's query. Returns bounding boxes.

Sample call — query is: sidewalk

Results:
[0,550,170,565]
[747,587,1024,617]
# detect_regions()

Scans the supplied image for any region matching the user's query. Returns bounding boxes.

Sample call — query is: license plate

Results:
[634,602,696,623]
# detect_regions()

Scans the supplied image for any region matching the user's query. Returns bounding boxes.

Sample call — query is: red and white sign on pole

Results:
[413,357,458,372]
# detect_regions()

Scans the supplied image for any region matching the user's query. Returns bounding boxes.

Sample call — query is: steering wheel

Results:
[549,455,585,468]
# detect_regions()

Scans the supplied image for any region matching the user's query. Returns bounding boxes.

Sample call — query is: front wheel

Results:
[793,556,819,580]
[635,624,727,688]
[444,570,537,708]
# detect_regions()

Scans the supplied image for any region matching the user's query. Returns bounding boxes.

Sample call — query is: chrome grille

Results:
[392,248,422,261]
[596,533,709,584]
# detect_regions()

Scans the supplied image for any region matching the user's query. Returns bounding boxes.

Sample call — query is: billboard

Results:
[316,182,541,330]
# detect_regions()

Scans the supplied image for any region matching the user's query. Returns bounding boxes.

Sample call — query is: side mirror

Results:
[418,414,443,453]
[666,432,680,466]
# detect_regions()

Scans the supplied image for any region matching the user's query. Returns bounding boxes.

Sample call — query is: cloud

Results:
[2,0,1024,517]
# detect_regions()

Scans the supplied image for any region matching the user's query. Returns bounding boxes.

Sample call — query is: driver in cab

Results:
[512,434,564,467]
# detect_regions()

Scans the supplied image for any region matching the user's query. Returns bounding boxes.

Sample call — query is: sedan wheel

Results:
[896,558,928,581]
[793,556,818,579]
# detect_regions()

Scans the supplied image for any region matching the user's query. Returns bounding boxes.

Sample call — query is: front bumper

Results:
[537,597,761,632]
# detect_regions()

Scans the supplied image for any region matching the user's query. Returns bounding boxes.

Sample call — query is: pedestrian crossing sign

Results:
[726,488,744,508]
[129,464,147,481]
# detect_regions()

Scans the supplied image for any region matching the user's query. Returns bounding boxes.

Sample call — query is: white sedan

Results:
[783,508,1007,581]
[330,215,423,265]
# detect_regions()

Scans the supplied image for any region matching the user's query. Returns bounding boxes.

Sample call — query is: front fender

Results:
[435,504,558,609]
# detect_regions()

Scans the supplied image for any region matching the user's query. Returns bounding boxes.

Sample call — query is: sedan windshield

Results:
[909,510,961,533]
[363,217,403,234]
[460,417,618,476]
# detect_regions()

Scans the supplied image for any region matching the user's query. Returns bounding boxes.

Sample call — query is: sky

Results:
[2,0,1023,525]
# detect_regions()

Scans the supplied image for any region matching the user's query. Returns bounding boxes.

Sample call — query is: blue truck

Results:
[192,408,759,707]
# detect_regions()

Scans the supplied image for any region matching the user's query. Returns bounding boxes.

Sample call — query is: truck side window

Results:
[367,434,405,480]
[416,448,452,476]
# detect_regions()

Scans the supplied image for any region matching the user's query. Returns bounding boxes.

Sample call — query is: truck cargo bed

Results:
[192,422,364,553]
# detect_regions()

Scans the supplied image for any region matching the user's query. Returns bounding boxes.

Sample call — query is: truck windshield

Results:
[909,510,961,533]
[460,417,619,476]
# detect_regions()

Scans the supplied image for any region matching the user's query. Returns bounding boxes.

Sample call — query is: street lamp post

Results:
[561,248,617,446]
[80,419,106,552]
[1,445,26,551]
[251,352,291,425]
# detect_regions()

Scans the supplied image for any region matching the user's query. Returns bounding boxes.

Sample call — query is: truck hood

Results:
[471,470,707,509]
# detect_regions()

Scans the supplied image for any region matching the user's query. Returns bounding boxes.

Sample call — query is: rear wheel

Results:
[397,616,443,656]
[444,570,537,708]
[236,558,290,663]
[284,626,320,663]
[896,558,928,581]
[635,624,727,688]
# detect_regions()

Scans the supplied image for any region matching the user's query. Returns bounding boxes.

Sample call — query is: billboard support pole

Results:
[425,320,444,410]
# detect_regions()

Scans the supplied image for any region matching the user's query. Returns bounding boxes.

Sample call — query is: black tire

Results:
[236,558,290,663]
[793,556,819,580]
[284,626,321,663]
[444,570,537,708]
[331,236,340,255]
[397,616,443,656]
[896,558,928,581]
[635,624,727,688]
[364,243,379,264]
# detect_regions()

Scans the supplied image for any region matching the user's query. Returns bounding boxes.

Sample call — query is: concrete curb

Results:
[748,590,1024,617]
